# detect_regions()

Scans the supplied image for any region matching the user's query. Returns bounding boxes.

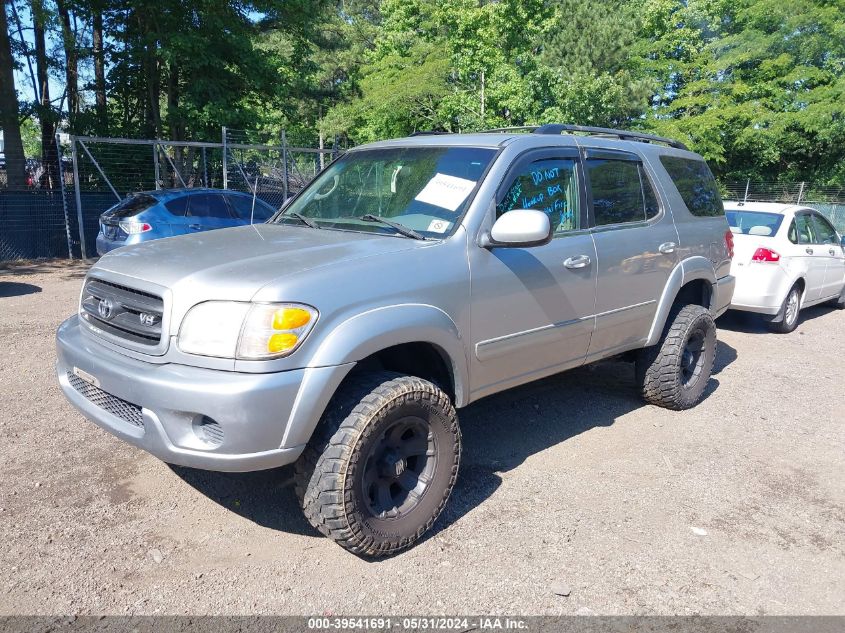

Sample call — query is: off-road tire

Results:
[768,284,801,333]
[636,304,717,410]
[294,371,461,557]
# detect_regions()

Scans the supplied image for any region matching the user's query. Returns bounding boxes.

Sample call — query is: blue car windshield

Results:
[726,210,784,237]
[275,146,496,238]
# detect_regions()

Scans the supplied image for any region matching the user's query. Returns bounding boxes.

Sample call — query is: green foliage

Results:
[3,0,844,183]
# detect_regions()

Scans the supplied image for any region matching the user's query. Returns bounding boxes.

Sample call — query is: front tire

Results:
[295,372,461,557]
[768,284,801,333]
[636,304,717,410]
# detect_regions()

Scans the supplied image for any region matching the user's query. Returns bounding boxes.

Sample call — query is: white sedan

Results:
[725,201,845,332]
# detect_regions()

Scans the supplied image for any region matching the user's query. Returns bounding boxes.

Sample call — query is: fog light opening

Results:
[196,416,224,447]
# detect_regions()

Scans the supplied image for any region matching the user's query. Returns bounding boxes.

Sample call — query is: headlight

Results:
[178,301,318,359]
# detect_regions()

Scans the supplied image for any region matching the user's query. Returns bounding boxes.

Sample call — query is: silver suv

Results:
[56,125,735,556]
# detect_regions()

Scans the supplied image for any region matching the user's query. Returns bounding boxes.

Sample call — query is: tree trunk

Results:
[0,0,26,188]
[32,0,58,187]
[138,14,161,138]
[92,8,106,130]
[56,0,79,131]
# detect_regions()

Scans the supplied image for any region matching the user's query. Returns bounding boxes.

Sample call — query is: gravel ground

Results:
[0,259,843,616]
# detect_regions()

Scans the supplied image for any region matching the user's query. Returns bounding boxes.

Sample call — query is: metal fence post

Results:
[281,130,288,201]
[222,126,228,190]
[55,134,75,259]
[70,136,87,259]
[797,181,805,204]
[743,178,750,203]
[153,141,160,189]
[202,147,208,187]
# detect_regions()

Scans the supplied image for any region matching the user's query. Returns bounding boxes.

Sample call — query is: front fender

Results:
[279,305,467,449]
[309,303,469,405]
[645,257,717,346]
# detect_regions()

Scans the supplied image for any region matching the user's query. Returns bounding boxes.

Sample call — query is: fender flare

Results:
[645,257,717,346]
[308,303,469,405]
[281,304,469,449]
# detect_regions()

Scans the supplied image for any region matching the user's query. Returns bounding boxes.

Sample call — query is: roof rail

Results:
[532,123,688,150]
[408,130,449,136]
[478,126,539,133]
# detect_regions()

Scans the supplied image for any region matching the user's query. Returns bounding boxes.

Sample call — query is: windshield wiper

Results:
[361,214,426,240]
[282,211,319,229]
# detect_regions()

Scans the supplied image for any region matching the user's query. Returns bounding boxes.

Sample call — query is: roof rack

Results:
[408,130,450,136]
[533,123,688,150]
[476,123,688,150]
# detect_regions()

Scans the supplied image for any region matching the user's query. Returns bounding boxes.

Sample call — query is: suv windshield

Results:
[274,146,496,238]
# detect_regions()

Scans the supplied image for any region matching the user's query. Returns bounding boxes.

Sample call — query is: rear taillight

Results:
[725,229,735,259]
[119,221,152,235]
[751,247,781,263]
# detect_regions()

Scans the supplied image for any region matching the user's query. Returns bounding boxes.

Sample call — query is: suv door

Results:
[183,193,238,233]
[810,212,845,299]
[792,212,827,302]
[468,150,597,398]
[583,149,678,360]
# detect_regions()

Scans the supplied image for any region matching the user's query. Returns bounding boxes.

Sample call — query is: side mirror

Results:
[481,209,553,248]
[841,235,845,248]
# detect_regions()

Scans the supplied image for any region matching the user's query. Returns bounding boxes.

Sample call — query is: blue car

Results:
[95,188,278,255]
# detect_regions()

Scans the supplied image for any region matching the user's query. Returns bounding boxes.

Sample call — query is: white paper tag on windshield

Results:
[426,219,452,234]
[414,173,476,212]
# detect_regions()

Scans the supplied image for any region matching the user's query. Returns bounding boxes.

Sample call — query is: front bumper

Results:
[56,315,350,472]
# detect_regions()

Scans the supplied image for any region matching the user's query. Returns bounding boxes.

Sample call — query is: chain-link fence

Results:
[5,144,845,262]
[723,181,845,232]
[0,130,341,261]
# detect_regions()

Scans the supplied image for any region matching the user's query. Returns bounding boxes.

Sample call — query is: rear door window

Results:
[811,214,839,244]
[586,158,659,226]
[164,196,189,216]
[659,156,723,217]
[187,194,233,219]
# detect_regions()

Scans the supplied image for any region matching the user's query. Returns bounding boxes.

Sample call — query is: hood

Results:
[93,224,428,302]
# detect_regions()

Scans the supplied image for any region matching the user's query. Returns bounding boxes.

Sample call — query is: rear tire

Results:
[636,304,717,410]
[768,285,801,333]
[294,371,460,557]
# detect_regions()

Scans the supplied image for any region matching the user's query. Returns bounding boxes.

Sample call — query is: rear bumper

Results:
[729,263,788,315]
[95,233,126,256]
[56,315,351,472]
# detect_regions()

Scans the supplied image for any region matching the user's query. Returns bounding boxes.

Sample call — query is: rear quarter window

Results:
[659,156,723,217]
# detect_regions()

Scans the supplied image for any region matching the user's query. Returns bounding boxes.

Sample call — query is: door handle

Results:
[189,223,203,230]
[563,255,591,269]
[658,242,677,254]
[830,248,837,256]
[805,247,814,254]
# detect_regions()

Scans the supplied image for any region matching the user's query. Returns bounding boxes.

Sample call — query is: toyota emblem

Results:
[97,297,114,320]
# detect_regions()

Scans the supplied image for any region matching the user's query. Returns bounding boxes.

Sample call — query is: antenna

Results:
[250,172,258,225]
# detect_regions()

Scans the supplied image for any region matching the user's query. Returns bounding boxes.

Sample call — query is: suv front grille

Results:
[80,278,163,346]
[67,372,144,429]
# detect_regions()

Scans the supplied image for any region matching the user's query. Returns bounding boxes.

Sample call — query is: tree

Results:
[636,0,845,183]
[0,0,26,187]
[31,0,59,186]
